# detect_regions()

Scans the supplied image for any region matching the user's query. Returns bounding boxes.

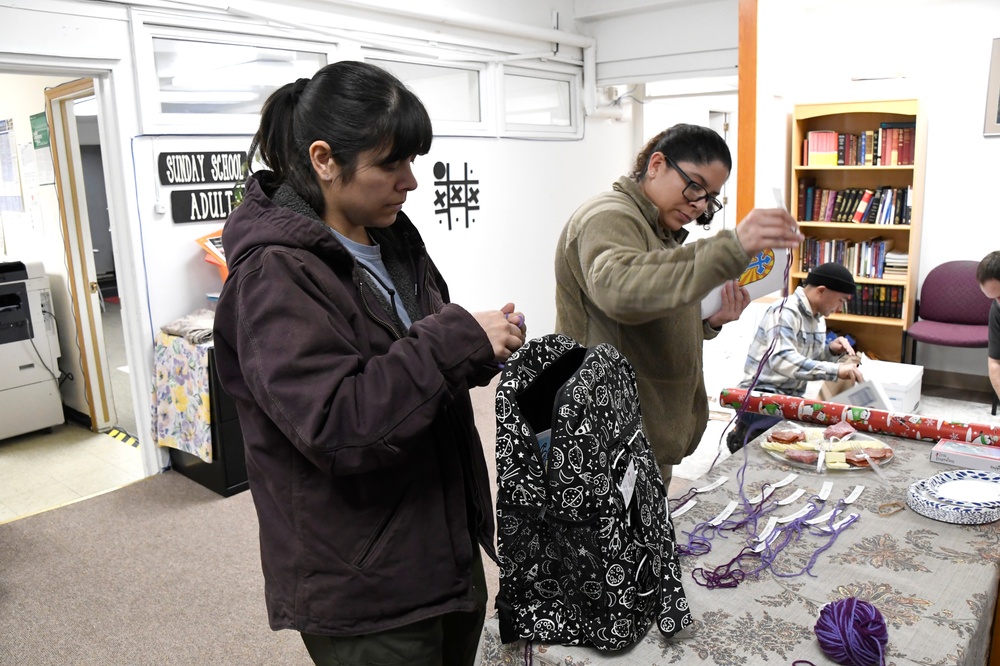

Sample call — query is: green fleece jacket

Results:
[554,176,750,467]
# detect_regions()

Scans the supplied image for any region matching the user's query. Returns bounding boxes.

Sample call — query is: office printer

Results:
[0,260,63,440]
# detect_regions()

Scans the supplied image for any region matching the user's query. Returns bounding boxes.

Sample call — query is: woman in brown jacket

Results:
[213,61,525,665]
[554,123,802,488]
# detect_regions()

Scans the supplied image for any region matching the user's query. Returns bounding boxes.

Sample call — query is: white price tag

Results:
[844,485,865,504]
[755,516,779,542]
[805,508,838,526]
[777,488,806,506]
[709,500,739,526]
[671,499,696,518]
[619,458,637,509]
[696,476,728,493]
[772,473,799,488]
[777,503,815,524]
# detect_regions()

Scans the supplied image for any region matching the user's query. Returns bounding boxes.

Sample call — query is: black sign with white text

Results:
[157,151,247,185]
[170,188,237,224]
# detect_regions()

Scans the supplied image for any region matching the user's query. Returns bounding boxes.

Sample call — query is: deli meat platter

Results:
[758,421,893,472]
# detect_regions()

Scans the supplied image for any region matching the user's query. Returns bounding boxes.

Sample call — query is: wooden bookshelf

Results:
[789,100,926,362]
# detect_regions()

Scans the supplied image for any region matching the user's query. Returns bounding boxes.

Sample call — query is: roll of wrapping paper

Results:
[719,388,1000,445]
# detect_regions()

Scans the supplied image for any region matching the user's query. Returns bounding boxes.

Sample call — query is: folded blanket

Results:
[161,308,215,345]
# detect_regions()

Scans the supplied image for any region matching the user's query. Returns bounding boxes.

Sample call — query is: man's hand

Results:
[829,336,856,356]
[837,364,864,383]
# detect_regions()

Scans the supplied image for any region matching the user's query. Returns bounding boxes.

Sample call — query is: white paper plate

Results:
[926,470,1000,509]
[906,478,1000,525]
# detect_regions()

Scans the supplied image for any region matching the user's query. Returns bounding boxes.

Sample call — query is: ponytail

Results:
[248,77,324,213]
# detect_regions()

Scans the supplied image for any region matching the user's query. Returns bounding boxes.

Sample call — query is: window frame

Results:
[498,64,582,140]
[129,12,584,140]
[362,52,494,137]
[130,17,337,135]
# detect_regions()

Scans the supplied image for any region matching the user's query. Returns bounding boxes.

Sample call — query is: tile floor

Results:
[0,422,145,523]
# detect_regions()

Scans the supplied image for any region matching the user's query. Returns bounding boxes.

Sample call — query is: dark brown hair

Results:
[248,61,433,216]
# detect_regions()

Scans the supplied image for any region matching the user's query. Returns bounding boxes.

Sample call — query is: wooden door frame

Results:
[45,77,117,431]
[737,0,757,220]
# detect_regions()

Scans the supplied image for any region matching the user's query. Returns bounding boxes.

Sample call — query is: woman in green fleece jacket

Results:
[554,123,803,488]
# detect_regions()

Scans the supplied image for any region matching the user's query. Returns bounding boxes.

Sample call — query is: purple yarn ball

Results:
[814,597,888,666]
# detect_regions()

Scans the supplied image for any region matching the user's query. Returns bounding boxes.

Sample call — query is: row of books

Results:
[797,179,912,225]
[842,283,906,319]
[802,122,916,167]
[800,237,898,279]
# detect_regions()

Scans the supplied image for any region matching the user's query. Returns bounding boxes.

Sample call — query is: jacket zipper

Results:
[357,277,403,340]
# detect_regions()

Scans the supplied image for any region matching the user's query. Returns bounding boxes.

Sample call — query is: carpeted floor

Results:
[0,470,310,665]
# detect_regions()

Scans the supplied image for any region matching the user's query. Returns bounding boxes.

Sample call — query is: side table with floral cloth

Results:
[151,330,213,463]
[480,421,1000,666]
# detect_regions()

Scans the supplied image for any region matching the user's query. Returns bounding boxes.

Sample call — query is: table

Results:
[480,422,1000,665]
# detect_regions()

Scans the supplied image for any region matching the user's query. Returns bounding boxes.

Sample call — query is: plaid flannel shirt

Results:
[738,287,840,397]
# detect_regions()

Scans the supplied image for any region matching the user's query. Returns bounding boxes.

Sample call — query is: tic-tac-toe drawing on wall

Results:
[433,161,479,230]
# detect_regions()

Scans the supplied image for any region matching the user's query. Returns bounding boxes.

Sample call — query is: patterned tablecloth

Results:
[151,331,213,463]
[480,421,1000,666]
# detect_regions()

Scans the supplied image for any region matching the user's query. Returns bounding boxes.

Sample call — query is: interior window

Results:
[152,37,327,115]
[367,58,481,123]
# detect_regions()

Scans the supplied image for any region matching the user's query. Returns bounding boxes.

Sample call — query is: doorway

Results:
[0,71,142,521]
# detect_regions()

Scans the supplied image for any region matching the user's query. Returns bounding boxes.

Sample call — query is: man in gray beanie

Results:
[727,262,864,452]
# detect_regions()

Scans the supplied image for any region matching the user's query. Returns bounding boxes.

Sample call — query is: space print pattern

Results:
[494,334,692,650]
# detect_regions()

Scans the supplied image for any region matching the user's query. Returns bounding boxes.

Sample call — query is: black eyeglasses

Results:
[664,155,723,217]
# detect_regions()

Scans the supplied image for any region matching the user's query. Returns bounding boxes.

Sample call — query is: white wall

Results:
[756,0,1000,378]
[575,0,739,85]
[413,122,633,338]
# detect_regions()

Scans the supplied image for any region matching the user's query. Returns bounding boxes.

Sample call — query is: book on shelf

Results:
[863,188,884,224]
[806,130,839,166]
[805,186,816,221]
[851,189,875,223]
[797,177,815,220]
[823,189,837,221]
[878,122,916,166]
[845,282,905,318]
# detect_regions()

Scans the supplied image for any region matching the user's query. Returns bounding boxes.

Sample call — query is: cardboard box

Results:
[930,439,1000,473]
[862,359,922,413]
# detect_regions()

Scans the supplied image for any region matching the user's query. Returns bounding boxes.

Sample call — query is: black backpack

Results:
[494,334,692,650]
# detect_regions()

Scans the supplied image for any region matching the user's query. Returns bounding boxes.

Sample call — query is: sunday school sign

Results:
[157,151,247,223]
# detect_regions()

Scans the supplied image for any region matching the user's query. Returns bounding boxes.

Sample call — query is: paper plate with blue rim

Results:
[906,478,1000,525]
[925,469,1000,509]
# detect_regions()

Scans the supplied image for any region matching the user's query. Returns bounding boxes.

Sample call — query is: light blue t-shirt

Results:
[330,228,412,330]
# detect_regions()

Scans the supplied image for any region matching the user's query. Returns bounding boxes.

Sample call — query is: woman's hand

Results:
[735,208,804,255]
[473,302,526,364]
[706,280,750,328]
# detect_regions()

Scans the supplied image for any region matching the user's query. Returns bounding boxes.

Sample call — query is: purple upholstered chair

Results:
[902,260,994,411]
